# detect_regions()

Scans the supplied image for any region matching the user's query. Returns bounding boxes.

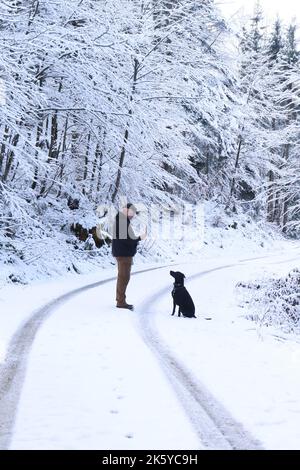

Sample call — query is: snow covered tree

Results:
[0,0,238,245]
[227,4,300,235]
[0,0,299,272]
[273,22,300,234]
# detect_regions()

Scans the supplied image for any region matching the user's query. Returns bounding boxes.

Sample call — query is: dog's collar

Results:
[173,283,184,288]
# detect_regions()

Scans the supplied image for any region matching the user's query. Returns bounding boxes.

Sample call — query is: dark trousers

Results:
[115,256,133,305]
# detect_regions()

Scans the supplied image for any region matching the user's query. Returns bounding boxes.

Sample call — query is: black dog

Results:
[170,271,196,318]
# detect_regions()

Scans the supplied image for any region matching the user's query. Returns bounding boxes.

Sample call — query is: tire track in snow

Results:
[138,263,265,450]
[0,249,298,449]
[0,264,174,450]
[138,248,295,448]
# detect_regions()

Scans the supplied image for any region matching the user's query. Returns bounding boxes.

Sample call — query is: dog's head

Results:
[170,270,185,284]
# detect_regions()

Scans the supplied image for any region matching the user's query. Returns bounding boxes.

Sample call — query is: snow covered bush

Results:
[237,268,300,333]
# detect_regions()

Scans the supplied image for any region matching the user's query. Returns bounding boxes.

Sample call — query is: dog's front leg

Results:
[171,299,176,316]
[178,307,181,317]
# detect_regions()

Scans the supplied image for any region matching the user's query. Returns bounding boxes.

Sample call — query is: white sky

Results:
[218,0,300,24]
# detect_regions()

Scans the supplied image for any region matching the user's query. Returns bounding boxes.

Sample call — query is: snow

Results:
[0,268,114,364]
[1,239,299,449]
[0,211,286,364]
[0,200,282,286]
[1,0,299,451]
[8,270,201,450]
[150,247,300,450]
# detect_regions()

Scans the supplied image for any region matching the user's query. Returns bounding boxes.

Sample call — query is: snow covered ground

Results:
[150,246,300,450]
[7,284,201,450]
[0,201,282,287]
[0,238,299,449]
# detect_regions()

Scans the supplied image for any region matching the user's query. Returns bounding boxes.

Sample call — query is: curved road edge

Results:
[0,263,175,450]
[137,262,266,450]
[0,248,298,449]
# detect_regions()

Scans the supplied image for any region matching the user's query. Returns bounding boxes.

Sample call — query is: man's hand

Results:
[140,226,147,240]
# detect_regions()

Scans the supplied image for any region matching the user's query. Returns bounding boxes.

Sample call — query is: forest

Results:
[1,2,300,453]
[0,1,299,268]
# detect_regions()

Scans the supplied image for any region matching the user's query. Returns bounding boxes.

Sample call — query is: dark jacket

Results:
[112,212,141,257]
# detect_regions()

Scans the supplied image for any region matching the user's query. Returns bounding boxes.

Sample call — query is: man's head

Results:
[122,203,139,220]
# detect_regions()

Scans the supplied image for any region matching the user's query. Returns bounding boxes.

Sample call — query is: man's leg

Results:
[116,256,133,306]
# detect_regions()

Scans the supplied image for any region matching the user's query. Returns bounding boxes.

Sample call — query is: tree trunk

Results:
[31,118,43,190]
[282,198,289,233]
[273,188,281,225]
[2,133,20,182]
[281,142,291,232]
[56,117,68,198]
[0,125,10,176]
[229,134,243,199]
[111,58,139,203]
[83,131,91,195]
[96,144,103,196]
[267,170,275,223]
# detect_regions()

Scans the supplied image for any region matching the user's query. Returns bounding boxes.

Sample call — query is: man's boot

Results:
[116,303,134,310]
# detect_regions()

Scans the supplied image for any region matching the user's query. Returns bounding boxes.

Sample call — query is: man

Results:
[112,203,147,310]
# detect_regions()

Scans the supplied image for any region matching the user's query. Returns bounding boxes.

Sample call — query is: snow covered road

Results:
[1,263,203,450]
[0,245,300,450]
[138,263,264,450]
[147,249,300,450]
